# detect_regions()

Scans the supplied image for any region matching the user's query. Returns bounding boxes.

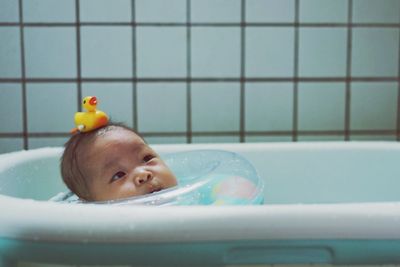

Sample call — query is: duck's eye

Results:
[83,100,86,104]
[111,171,126,183]
[143,154,155,163]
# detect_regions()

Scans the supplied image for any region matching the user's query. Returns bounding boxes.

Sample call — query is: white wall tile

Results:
[299,28,347,77]
[246,0,295,23]
[191,0,241,23]
[137,83,187,132]
[351,28,399,77]
[136,0,186,23]
[192,83,240,132]
[0,83,22,132]
[300,0,348,23]
[298,82,346,131]
[246,28,294,77]
[0,0,18,22]
[245,83,293,131]
[192,27,240,77]
[0,138,23,154]
[353,0,400,23]
[81,26,132,78]
[26,83,77,132]
[25,27,77,78]
[245,135,292,142]
[350,135,397,141]
[23,0,75,23]
[80,0,131,22]
[0,27,21,78]
[350,82,398,130]
[137,27,186,78]
[298,135,345,141]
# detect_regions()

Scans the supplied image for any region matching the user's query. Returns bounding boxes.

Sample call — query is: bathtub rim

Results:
[0,142,400,244]
[1,194,400,243]
[1,141,400,243]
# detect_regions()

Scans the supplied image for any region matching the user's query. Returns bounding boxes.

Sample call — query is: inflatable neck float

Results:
[55,149,265,206]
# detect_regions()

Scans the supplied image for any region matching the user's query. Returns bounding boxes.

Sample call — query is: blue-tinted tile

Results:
[192,27,240,77]
[137,83,186,133]
[350,82,397,130]
[350,135,396,141]
[300,0,348,23]
[25,27,76,78]
[137,27,186,78]
[145,136,187,145]
[245,135,292,142]
[136,0,186,23]
[192,83,240,132]
[29,137,69,149]
[299,28,347,77]
[246,27,294,77]
[246,0,295,23]
[0,27,21,78]
[245,83,293,131]
[298,82,346,131]
[23,0,75,22]
[0,84,22,132]
[0,0,19,22]
[82,83,133,127]
[191,0,240,23]
[80,0,131,22]
[298,135,345,141]
[26,83,77,132]
[353,0,400,23]
[351,28,399,77]
[0,138,23,154]
[192,135,240,144]
[81,26,132,78]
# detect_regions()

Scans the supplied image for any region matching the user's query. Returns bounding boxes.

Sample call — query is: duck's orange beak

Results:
[89,96,97,106]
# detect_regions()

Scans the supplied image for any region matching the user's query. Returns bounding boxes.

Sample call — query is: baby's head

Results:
[60,123,177,201]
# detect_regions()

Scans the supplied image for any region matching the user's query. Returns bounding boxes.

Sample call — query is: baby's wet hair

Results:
[60,122,143,200]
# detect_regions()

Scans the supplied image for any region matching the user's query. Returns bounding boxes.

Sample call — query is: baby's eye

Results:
[143,154,155,163]
[111,171,126,183]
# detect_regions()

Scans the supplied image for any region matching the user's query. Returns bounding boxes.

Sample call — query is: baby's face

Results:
[82,128,177,201]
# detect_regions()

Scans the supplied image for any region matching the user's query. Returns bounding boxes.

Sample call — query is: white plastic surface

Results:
[1,142,400,243]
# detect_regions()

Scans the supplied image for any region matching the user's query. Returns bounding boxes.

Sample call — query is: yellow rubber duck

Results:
[71,96,109,133]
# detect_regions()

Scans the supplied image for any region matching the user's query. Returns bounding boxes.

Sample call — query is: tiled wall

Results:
[0,0,399,153]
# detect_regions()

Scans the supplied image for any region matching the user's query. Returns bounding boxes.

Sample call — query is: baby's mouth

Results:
[148,181,163,194]
[150,188,162,193]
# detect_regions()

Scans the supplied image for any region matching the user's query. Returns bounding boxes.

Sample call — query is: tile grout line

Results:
[75,0,82,112]
[292,0,300,142]
[239,0,246,143]
[2,21,400,28]
[397,2,400,141]
[0,77,398,83]
[18,0,28,150]
[186,0,192,143]
[131,0,138,130]
[344,0,353,141]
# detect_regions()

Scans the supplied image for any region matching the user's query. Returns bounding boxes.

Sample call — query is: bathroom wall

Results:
[0,0,399,153]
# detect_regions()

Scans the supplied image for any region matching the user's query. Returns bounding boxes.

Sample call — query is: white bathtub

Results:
[1,142,400,266]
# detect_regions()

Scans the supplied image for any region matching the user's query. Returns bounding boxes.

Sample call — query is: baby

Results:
[61,123,177,201]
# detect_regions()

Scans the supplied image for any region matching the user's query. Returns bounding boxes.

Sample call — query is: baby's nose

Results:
[134,170,153,186]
